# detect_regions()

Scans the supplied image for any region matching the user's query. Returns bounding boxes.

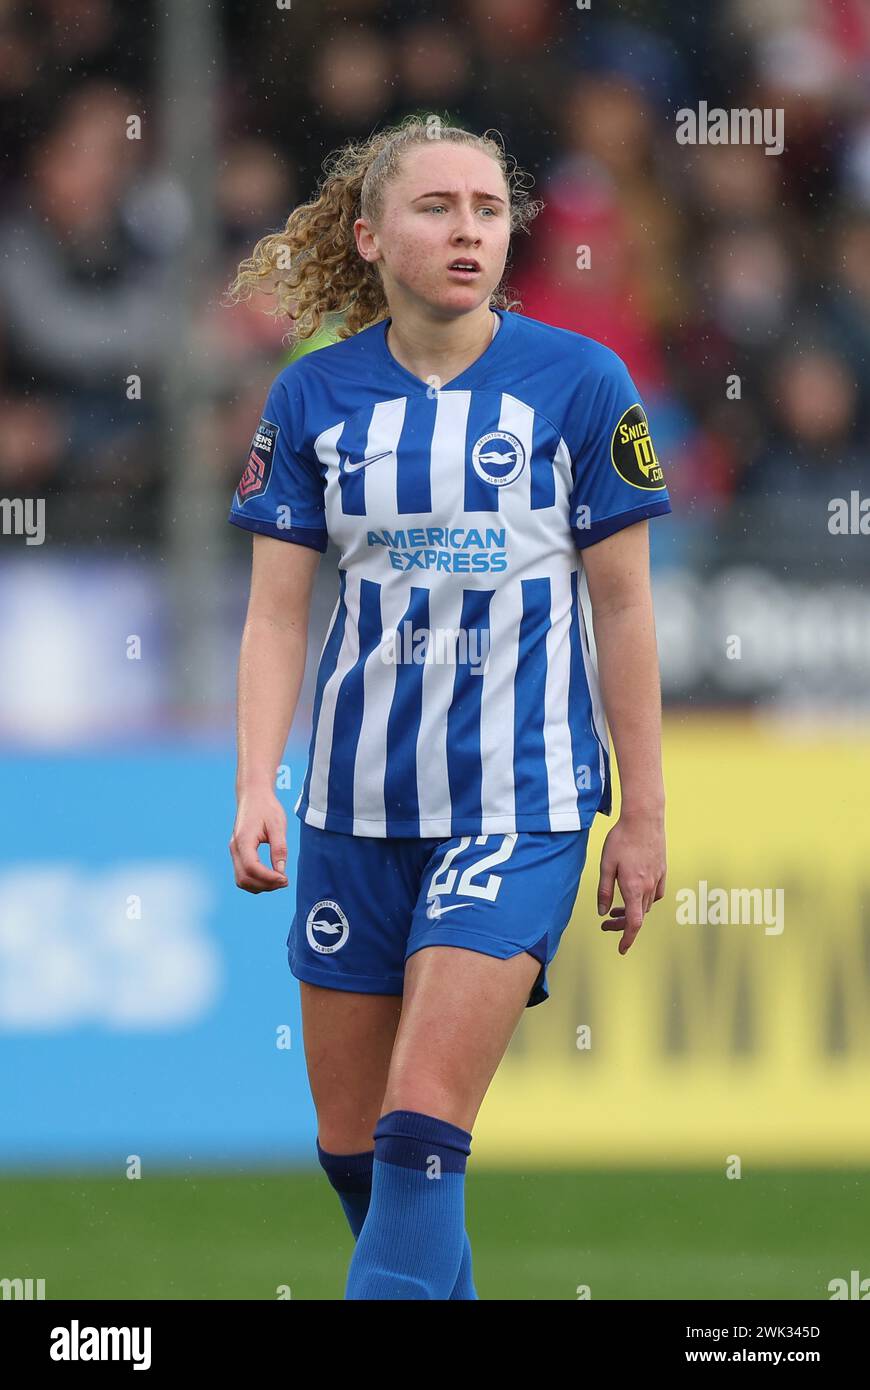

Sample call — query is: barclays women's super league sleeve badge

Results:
[236,418,280,504]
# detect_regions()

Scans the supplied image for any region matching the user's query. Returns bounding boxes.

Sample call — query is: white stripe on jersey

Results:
[352,577,394,834]
[353,396,407,518]
[316,419,345,540]
[542,568,578,821]
[495,391,533,515]
[430,390,472,515]
[577,572,609,791]
[414,576,464,835]
[477,582,519,823]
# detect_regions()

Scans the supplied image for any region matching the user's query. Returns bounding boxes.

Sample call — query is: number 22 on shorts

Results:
[428,834,518,902]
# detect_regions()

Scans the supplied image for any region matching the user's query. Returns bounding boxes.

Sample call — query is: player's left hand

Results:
[597,809,666,955]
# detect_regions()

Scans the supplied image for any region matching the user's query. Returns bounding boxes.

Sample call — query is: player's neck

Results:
[384,303,497,387]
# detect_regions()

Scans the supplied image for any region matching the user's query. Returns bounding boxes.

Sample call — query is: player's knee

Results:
[380,1078,474,1134]
[317,1126,376,1154]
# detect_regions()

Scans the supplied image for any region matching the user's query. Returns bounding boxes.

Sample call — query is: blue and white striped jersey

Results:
[229,308,671,837]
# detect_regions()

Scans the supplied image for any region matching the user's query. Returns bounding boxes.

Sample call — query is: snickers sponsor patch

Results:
[610,404,666,490]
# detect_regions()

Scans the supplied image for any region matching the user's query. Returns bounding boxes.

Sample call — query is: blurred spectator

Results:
[823,214,870,430]
[740,342,862,502]
[554,70,686,331]
[0,0,867,550]
[0,82,170,387]
[0,79,171,529]
[510,159,669,395]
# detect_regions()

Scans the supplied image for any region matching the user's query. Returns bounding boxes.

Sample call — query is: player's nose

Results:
[450,207,481,244]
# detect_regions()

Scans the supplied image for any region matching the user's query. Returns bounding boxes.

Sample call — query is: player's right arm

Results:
[229,533,320,893]
[226,366,327,893]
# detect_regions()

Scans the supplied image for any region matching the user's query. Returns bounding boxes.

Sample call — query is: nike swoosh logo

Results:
[427,902,465,918]
[342,449,393,474]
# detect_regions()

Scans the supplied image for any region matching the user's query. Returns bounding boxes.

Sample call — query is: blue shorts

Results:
[287,823,590,1008]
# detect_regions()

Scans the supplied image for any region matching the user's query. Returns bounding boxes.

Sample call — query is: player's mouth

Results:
[447,259,481,279]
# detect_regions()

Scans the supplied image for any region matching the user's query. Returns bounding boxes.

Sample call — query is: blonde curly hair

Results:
[224,114,543,342]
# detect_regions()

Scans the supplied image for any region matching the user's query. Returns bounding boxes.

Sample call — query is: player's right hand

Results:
[229,792,289,893]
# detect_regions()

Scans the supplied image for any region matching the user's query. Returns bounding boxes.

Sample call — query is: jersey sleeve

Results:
[228,368,328,552]
[566,350,672,549]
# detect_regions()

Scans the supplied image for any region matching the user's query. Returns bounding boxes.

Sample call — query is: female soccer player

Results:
[226,117,670,1300]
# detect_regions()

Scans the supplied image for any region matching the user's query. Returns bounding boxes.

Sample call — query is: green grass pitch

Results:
[1,1169,866,1300]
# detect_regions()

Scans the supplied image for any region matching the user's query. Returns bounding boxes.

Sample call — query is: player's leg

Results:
[300,981,402,1153]
[299,977,477,1298]
[287,823,407,1241]
[288,823,477,1296]
[389,828,590,1126]
[384,943,541,1128]
[344,945,539,1299]
[299,981,400,1235]
[344,830,589,1300]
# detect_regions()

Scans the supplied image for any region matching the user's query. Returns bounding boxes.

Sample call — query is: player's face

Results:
[361,143,511,319]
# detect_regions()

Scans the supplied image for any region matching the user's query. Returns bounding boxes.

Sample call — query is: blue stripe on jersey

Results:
[529,414,561,511]
[513,577,553,819]
[300,570,348,813]
[446,587,494,832]
[325,577,384,828]
[568,568,604,822]
[397,396,434,516]
[384,586,430,835]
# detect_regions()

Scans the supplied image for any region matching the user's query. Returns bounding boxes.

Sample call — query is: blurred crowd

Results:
[1,0,869,551]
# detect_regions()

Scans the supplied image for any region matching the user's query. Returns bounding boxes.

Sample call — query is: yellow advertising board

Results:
[478,717,870,1166]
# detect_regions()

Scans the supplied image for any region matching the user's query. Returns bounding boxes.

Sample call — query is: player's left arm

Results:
[582,518,667,955]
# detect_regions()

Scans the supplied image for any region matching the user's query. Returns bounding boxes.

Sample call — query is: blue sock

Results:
[344,1109,473,1300]
[316,1139,373,1238]
[317,1136,477,1299]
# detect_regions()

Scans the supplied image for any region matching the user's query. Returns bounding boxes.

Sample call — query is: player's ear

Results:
[354,217,380,263]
